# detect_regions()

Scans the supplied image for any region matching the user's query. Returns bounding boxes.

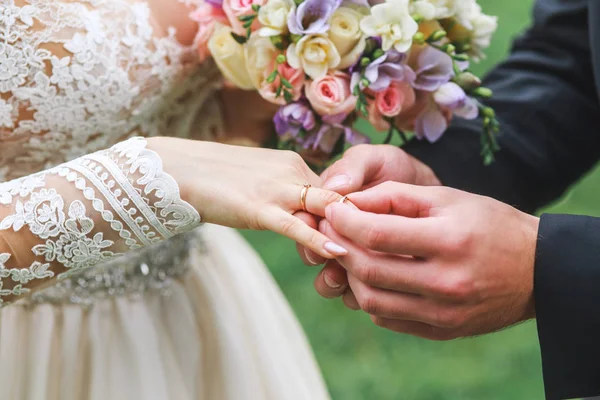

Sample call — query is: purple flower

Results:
[434,82,478,119]
[204,0,223,7]
[288,0,342,35]
[274,102,317,138]
[412,46,454,92]
[414,83,479,143]
[352,50,416,92]
[303,114,369,154]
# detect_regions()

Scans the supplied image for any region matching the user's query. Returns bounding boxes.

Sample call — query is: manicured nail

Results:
[324,175,351,190]
[324,274,342,289]
[324,242,348,256]
[304,249,319,266]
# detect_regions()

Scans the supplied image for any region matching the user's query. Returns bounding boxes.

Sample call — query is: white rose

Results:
[245,34,278,88]
[258,0,295,37]
[208,24,254,89]
[468,5,498,59]
[360,0,418,53]
[329,7,366,69]
[287,34,341,79]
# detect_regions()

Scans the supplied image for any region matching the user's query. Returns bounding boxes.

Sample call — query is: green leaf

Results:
[280,78,293,89]
[243,20,254,29]
[266,69,278,84]
[283,90,294,103]
[238,14,255,22]
[230,32,248,45]
[275,85,283,98]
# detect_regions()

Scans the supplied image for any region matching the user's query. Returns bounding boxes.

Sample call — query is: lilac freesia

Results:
[414,82,479,143]
[303,113,369,154]
[274,102,317,138]
[412,46,455,92]
[352,50,416,92]
[288,0,342,35]
[204,0,223,7]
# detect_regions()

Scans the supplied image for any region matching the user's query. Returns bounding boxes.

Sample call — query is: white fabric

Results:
[0,0,330,398]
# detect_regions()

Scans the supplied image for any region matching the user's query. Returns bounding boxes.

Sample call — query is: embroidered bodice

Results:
[0,0,223,305]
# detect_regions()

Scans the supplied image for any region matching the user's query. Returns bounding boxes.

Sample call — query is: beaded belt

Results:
[18,231,204,308]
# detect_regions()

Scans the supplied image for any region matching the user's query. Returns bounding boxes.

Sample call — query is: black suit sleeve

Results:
[402,1,600,399]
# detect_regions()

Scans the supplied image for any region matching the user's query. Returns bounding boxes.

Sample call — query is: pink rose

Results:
[259,62,305,105]
[223,0,267,34]
[367,81,416,131]
[190,3,229,62]
[305,72,356,117]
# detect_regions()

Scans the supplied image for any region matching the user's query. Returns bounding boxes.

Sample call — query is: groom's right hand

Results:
[295,145,441,299]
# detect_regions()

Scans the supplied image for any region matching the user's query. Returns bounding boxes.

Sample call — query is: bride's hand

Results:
[147,137,347,259]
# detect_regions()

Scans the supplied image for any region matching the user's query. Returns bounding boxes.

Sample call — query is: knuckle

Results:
[441,229,473,255]
[433,308,466,329]
[371,315,388,328]
[365,226,385,250]
[319,189,341,205]
[436,274,475,301]
[356,262,378,285]
[358,292,380,315]
[279,217,299,237]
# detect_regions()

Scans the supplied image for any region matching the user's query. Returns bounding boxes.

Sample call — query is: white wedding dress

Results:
[0,1,330,399]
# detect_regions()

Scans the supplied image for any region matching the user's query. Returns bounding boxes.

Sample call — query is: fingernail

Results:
[324,242,348,256]
[304,249,319,266]
[324,175,351,190]
[324,274,342,289]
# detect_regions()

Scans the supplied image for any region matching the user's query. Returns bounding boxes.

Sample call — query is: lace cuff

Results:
[0,137,201,304]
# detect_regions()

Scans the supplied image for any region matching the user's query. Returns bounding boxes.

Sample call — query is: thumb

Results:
[321,146,383,195]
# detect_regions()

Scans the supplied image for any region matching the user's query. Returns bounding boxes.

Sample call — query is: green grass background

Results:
[243,1,600,398]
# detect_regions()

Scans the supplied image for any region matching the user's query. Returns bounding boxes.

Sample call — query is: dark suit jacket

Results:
[405,1,600,399]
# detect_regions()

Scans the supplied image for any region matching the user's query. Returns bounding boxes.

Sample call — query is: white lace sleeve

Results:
[0,137,201,304]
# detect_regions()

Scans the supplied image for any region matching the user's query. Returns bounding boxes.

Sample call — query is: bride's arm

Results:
[0,137,345,305]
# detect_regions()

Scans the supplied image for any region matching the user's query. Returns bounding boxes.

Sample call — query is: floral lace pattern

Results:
[0,0,224,304]
[0,138,201,304]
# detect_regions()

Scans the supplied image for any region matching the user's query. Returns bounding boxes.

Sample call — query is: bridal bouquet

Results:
[192,0,499,164]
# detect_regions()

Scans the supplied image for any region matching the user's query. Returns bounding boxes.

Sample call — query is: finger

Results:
[321,221,440,295]
[369,317,458,341]
[294,211,327,266]
[321,145,390,194]
[303,187,344,217]
[348,274,458,327]
[314,260,349,299]
[325,202,439,257]
[347,181,436,217]
[342,288,360,310]
[261,209,348,259]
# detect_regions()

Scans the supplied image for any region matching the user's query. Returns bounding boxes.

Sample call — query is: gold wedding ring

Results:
[300,184,312,212]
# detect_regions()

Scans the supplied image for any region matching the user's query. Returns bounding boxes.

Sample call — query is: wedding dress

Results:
[0,1,330,399]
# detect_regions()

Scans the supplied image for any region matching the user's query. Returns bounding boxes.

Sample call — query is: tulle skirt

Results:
[0,225,330,400]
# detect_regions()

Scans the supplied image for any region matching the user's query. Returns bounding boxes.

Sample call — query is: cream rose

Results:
[245,34,279,88]
[360,0,418,53]
[305,72,356,117]
[209,24,254,89]
[287,34,341,79]
[258,0,295,37]
[329,7,367,70]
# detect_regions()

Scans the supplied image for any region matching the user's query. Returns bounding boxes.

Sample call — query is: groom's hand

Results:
[322,182,539,340]
[295,145,440,296]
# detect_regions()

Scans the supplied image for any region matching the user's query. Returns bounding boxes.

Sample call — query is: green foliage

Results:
[243,1,600,398]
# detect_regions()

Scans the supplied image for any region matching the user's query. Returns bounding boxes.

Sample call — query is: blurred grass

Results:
[242,1,600,398]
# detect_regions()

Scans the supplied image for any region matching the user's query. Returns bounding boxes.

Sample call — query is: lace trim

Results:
[0,137,201,303]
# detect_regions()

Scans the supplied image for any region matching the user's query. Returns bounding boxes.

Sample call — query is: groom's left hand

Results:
[323,182,540,340]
